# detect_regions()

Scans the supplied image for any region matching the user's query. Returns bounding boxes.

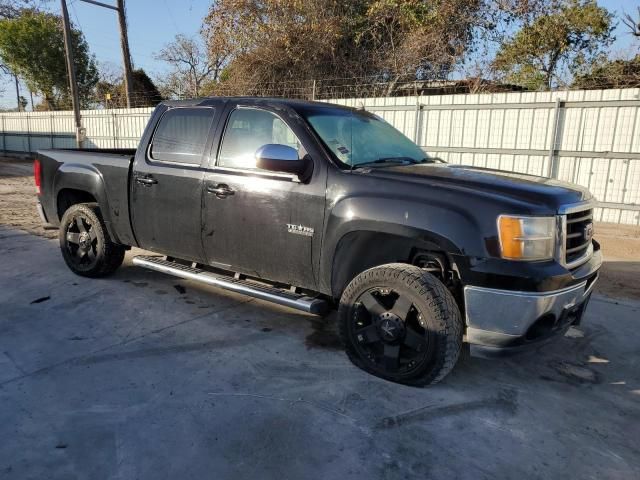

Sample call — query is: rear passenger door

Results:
[131,106,218,261]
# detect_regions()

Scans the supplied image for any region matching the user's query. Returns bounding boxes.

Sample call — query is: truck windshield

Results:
[302,107,432,169]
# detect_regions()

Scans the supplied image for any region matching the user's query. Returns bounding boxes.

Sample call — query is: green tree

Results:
[0,0,43,19]
[492,0,613,90]
[0,9,98,109]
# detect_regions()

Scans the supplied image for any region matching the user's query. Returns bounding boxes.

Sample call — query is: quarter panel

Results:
[51,153,135,245]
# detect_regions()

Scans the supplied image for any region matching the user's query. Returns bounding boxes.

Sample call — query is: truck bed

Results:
[36,148,137,246]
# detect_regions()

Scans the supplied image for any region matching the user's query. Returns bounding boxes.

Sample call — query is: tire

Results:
[59,202,125,278]
[338,263,462,386]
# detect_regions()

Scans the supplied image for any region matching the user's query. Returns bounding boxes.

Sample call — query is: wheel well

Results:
[331,231,460,299]
[56,189,97,220]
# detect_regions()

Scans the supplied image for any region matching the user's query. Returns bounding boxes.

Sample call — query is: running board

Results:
[132,255,328,315]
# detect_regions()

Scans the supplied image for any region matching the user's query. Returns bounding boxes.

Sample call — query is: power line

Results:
[77,0,135,108]
[161,0,180,34]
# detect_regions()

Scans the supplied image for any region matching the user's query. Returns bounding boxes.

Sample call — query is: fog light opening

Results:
[525,314,556,341]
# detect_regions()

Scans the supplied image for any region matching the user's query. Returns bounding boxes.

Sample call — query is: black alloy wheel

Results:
[64,214,99,270]
[350,288,432,375]
[338,264,462,386]
[59,203,125,277]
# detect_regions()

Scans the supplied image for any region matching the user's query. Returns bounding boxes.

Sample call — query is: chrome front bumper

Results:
[464,275,598,351]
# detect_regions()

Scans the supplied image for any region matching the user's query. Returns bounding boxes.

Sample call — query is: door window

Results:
[150,108,215,164]
[218,108,302,170]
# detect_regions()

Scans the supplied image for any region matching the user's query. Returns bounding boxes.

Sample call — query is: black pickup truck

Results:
[35,97,602,385]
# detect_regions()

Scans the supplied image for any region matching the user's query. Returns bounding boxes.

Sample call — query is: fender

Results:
[53,162,121,244]
[320,195,486,297]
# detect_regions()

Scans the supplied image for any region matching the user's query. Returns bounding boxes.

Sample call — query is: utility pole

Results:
[117,0,134,107]
[61,0,83,147]
[14,74,21,111]
[79,0,134,108]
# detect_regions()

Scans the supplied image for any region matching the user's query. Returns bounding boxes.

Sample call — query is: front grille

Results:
[565,208,594,267]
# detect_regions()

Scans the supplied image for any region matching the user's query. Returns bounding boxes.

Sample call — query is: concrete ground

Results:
[1,156,640,478]
[0,227,639,479]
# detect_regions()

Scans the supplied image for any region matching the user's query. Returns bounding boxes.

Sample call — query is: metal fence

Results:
[332,88,640,225]
[2,88,640,225]
[0,107,154,152]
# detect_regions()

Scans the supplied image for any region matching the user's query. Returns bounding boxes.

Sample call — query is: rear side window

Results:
[150,108,215,164]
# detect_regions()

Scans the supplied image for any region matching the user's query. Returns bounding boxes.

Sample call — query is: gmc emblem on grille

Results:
[583,223,594,242]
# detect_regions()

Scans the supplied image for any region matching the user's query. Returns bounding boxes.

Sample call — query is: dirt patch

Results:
[0,157,57,239]
[593,223,640,301]
[1,156,639,300]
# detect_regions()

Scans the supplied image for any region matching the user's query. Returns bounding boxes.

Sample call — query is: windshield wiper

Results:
[353,157,418,169]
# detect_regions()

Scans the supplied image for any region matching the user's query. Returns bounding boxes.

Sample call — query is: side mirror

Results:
[255,144,312,181]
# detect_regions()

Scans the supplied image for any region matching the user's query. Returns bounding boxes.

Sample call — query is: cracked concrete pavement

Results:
[1,226,639,479]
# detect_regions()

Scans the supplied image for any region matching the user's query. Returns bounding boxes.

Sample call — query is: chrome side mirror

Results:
[255,144,312,181]
[255,144,299,162]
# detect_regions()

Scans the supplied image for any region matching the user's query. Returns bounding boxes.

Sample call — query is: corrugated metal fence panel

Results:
[2,93,640,224]
[332,89,640,225]
[0,107,154,153]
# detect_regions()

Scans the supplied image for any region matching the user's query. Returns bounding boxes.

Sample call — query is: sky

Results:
[0,0,211,108]
[1,0,639,109]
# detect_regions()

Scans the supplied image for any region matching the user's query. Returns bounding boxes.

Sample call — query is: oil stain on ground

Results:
[305,320,342,350]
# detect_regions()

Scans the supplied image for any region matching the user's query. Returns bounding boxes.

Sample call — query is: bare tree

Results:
[202,0,485,97]
[622,7,640,37]
[155,34,216,98]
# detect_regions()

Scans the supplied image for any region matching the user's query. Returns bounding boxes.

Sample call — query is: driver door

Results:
[201,105,326,290]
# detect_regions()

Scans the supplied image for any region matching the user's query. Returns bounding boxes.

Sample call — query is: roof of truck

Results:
[161,97,358,112]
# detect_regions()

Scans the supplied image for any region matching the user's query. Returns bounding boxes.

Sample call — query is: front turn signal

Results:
[497,215,556,261]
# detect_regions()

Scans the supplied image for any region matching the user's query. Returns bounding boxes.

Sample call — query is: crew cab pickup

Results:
[35,97,602,385]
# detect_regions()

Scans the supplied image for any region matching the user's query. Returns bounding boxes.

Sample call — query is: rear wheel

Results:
[338,263,462,386]
[59,203,125,277]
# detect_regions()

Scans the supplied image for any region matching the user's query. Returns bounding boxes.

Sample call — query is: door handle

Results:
[207,184,235,198]
[135,176,157,186]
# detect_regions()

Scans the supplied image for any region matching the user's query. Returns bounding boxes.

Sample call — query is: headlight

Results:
[497,215,556,260]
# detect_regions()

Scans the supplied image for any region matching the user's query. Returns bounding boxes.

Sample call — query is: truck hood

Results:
[362,163,592,212]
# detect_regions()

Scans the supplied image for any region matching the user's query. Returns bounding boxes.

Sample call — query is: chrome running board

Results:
[132,255,328,315]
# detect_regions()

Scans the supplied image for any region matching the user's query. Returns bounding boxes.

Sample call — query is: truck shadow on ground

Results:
[111,261,343,350]
[105,260,635,393]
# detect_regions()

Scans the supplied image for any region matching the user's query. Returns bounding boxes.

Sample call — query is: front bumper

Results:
[464,272,598,357]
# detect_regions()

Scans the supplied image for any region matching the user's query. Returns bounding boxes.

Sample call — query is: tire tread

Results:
[59,202,125,278]
[338,263,462,386]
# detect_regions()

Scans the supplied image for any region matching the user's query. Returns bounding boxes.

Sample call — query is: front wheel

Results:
[59,203,125,278]
[338,263,463,386]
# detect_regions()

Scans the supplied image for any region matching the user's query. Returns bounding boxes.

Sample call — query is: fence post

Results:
[547,97,564,178]
[49,114,54,148]
[1,115,5,155]
[26,113,32,155]
[414,98,422,144]
[113,112,119,148]
[311,80,316,101]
